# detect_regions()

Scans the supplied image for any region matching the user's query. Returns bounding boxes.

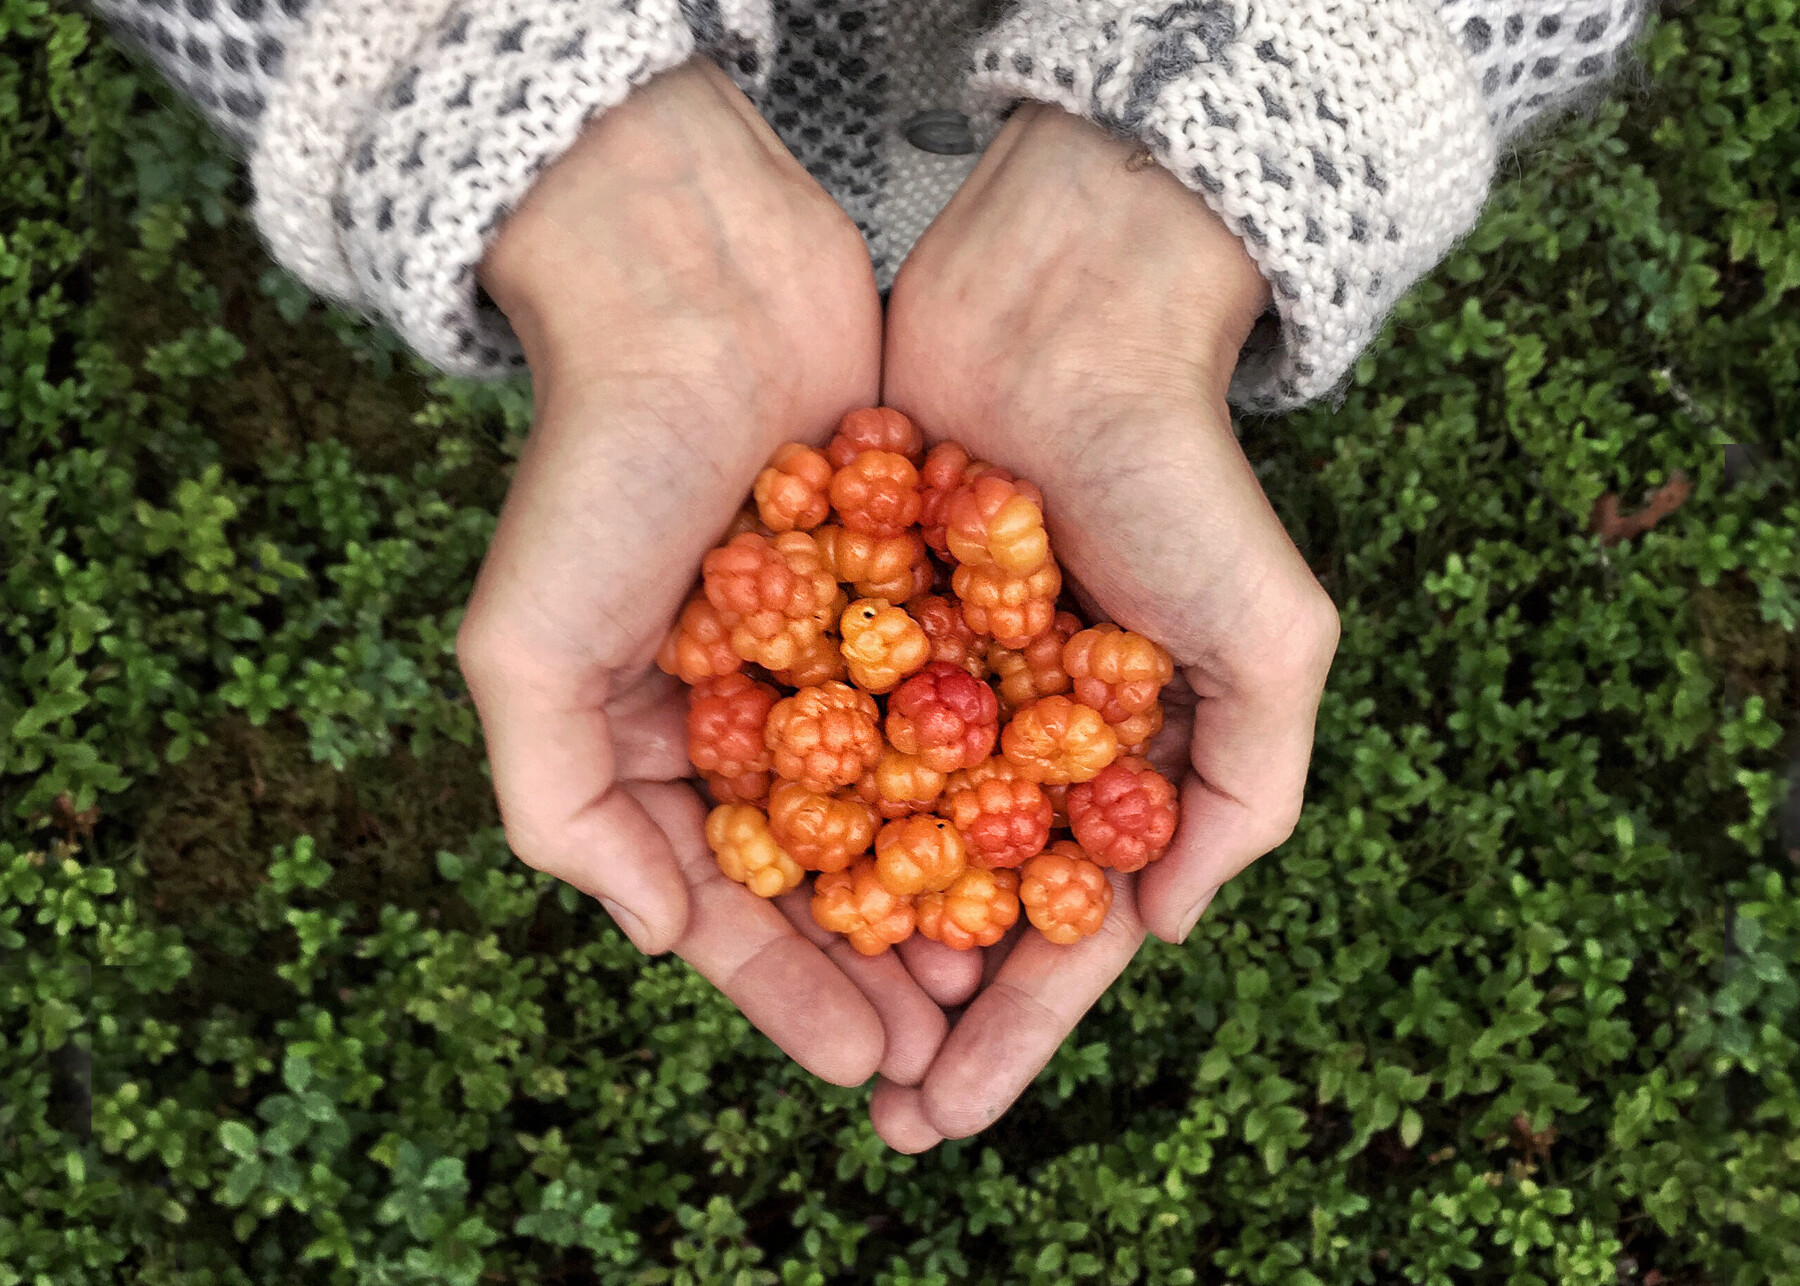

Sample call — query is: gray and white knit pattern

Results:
[93,0,316,146]
[967,0,1643,409]
[93,0,1645,406]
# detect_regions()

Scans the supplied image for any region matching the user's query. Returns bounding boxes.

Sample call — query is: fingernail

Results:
[1175,890,1217,945]
[599,897,649,949]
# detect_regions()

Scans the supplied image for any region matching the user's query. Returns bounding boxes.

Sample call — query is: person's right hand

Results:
[458,60,949,1090]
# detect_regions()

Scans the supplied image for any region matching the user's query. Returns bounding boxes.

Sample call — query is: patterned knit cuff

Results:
[965,0,1499,412]
[252,0,773,377]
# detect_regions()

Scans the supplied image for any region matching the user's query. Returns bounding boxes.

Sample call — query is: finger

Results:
[869,1077,946,1153]
[627,781,887,1087]
[1135,603,1335,945]
[896,935,984,1008]
[920,872,1145,1139]
[606,666,693,783]
[775,889,949,1086]
[460,636,693,953]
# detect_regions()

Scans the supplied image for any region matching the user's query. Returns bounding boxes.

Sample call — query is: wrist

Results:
[990,103,1273,379]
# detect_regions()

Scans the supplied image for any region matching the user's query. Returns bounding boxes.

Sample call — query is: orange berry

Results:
[941,755,1031,798]
[917,441,974,557]
[874,814,968,896]
[687,673,779,779]
[702,769,771,809]
[1000,696,1120,785]
[765,681,883,791]
[814,526,929,601]
[1110,703,1164,752]
[938,773,1053,869]
[916,867,1021,950]
[953,559,1062,649]
[811,857,916,955]
[861,748,948,817]
[829,450,921,539]
[886,662,1000,774]
[705,804,805,898]
[1063,624,1175,723]
[753,443,834,533]
[1020,842,1112,944]
[1067,757,1179,873]
[656,593,744,685]
[826,407,923,468]
[988,610,1081,713]
[907,594,988,679]
[769,628,849,688]
[946,473,1050,575]
[702,531,837,670]
[839,598,931,693]
[766,780,878,873]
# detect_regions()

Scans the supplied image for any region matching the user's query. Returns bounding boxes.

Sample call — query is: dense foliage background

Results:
[4,1,1798,1281]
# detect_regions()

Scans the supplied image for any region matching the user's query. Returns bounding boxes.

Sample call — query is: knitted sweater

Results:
[94,0,1644,410]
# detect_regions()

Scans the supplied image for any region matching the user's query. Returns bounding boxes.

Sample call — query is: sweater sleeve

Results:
[963,0,1646,412]
[92,0,774,376]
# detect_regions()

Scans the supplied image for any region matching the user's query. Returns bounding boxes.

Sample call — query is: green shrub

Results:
[3,1,1797,1282]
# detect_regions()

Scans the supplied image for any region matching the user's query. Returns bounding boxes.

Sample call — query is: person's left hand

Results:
[873,104,1341,1151]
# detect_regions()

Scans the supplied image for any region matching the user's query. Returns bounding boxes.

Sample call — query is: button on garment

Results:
[902,108,977,154]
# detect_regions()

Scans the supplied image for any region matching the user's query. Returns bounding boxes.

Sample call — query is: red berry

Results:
[657,593,744,685]
[886,661,1000,774]
[938,773,1052,869]
[687,673,779,779]
[827,407,924,469]
[1066,757,1179,873]
[908,594,987,679]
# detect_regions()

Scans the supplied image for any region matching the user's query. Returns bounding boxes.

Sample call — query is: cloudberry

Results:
[827,407,923,468]
[702,769,770,808]
[938,773,1052,868]
[811,857,916,955]
[766,780,877,873]
[1110,703,1164,752]
[988,610,1081,713]
[886,662,1000,773]
[946,473,1050,575]
[1001,695,1120,784]
[839,598,931,693]
[917,441,974,557]
[765,681,883,791]
[829,451,920,538]
[1064,624,1175,723]
[705,804,805,898]
[815,526,928,602]
[770,629,848,688]
[954,559,1062,649]
[1020,842,1112,943]
[753,443,834,532]
[1067,757,1179,873]
[916,867,1021,950]
[941,755,1030,797]
[856,749,948,819]
[656,593,743,685]
[687,673,778,779]
[875,815,968,896]
[908,594,987,679]
[1042,781,1070,826]
[702,531,837,670]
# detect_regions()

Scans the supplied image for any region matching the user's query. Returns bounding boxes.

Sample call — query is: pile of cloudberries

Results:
[659,408,1180,955]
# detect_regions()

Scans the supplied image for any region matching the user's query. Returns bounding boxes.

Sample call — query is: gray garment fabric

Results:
[93,0,1644,405]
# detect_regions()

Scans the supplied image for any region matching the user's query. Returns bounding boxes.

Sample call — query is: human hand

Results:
[458,60,948,1090]
[874,104,1341,1149]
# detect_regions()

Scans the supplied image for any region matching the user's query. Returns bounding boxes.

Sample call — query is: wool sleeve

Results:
[92,0,774,375]
[964,0,1646,411]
